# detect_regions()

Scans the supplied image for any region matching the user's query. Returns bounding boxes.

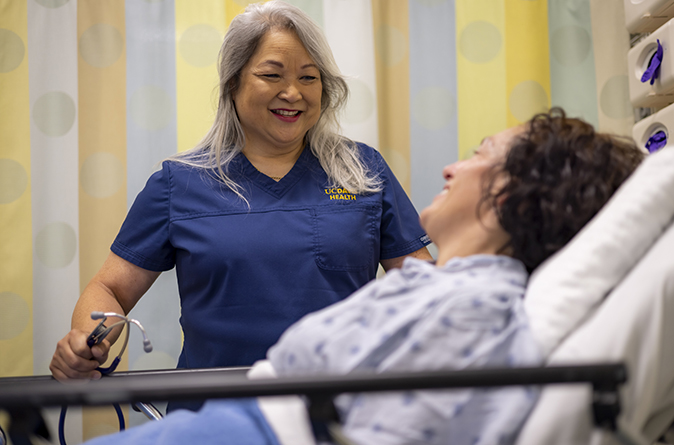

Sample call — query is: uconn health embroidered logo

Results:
[324,187,357,201]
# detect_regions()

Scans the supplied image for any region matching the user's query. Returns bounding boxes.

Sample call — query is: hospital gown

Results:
[84,255,541,445]
[268,255,543,445]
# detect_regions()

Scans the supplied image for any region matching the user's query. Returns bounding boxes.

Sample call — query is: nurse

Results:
[49,0,431,397]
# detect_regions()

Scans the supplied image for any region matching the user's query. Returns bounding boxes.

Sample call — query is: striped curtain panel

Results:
[0,0,631,441]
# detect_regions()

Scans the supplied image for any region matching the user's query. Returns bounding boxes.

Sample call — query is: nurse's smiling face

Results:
[420,126,524,252]
[233,28,323,156]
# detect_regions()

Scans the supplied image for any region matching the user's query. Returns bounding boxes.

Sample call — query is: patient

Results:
[84,109,644,445]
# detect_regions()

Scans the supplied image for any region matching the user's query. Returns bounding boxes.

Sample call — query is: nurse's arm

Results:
[50,251,160,382]
[380,246,433,271]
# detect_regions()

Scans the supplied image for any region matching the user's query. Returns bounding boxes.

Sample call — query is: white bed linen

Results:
[247,360,316,445]
[516,221,674,445]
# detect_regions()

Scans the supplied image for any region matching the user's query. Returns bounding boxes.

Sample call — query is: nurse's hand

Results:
[50,329,110,382]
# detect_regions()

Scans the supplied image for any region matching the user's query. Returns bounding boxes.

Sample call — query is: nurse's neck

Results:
[243,140,305,180]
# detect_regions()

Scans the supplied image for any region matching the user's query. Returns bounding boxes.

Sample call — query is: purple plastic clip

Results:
[642,40,663,85]
[645,130,667,153]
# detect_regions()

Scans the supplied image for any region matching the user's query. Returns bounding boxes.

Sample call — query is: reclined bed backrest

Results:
[517,146,674,445]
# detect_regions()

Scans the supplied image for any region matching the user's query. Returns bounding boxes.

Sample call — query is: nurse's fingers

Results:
[50,329,102,381]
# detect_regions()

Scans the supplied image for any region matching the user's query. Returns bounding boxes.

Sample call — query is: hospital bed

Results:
[1,146,673,445]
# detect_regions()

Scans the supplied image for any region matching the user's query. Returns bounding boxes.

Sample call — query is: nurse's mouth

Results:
[271,109,302,122]
[271,109,301,117]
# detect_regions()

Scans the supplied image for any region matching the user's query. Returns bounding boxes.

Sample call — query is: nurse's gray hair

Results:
[171,0,382,200]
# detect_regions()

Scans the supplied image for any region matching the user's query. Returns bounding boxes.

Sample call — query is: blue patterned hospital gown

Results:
[268,255,542,445]
[84,255,541,445]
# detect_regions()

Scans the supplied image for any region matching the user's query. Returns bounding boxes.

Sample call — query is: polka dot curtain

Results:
[0,0,631,441]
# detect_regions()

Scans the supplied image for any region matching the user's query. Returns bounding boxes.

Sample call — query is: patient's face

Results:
[420,126,524,243]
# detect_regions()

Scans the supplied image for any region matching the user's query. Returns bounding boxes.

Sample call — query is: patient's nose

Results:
[442,163,457,180]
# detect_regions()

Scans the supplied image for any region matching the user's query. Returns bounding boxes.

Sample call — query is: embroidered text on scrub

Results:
[325,188,357,200]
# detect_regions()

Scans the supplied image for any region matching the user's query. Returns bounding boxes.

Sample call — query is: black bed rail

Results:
[0,363,628,445]
[0,363,625,409]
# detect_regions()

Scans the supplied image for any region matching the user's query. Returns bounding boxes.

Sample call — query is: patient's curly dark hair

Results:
[486,108,645,273]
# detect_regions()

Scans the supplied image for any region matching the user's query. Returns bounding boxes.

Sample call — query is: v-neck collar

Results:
[236,146,314,199]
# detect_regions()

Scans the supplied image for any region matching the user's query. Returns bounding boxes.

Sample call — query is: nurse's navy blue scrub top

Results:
[111,142,430,370]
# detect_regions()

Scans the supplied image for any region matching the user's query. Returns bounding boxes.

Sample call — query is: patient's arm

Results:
[380,246,433,271]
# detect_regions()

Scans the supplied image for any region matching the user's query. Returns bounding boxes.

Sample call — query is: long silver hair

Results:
[171,0,382,199]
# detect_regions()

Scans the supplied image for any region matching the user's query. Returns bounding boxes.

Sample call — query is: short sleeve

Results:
[111,161,175,272]
[366,147,431,259]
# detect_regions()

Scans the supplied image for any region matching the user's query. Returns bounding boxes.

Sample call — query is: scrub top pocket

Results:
[313,205,380,271]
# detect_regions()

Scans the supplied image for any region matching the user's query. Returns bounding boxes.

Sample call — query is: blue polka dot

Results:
[468,270,476,277]
[287,354,296,365]
[426,299,438,309]
[491,327,502,335]
[314,342,325,354]
[411,341,422,352]
[386,307,397,315]
[498,295,509,302]
[454,404,465,416]
[380,333,391,343]
[323,317,333,325]
[423,428,436,440]
[472,298,482,307]
[350,345,360,355]
[372,423,382,432]
[454,279,464,286]
[462,347,472,357]
[401,391,415,406]
[441,316,452,327]
[472,436,480,444]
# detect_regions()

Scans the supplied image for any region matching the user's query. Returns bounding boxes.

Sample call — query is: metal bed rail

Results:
[0,363,628,444]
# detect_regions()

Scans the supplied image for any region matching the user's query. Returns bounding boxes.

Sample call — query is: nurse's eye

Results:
[259,73,281,80]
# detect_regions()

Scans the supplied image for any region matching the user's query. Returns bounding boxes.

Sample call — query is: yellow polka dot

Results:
[80,153,125,198]
[600,75,632,120]
[178,24,223,68]
[79,23,124,68]
[509,80,549,123]
[0,292,30,340]
[459,21,502,64]
[35,222,77,268]
[0,159,28,204]
[344,79,375,124]
[34,0,71,8]
[32,91,77,137]
[375,24,407,67]
[383,149,409,186]
[415,0,449,6]
[129,85,174,131]
[0,29,25,73]
[550,26,591,67]
[413,87,455,130]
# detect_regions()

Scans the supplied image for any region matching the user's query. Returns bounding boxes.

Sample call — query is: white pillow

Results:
[524,146,674,358]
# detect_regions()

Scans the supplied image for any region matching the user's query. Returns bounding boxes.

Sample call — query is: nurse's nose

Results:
[278,81,302,103]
